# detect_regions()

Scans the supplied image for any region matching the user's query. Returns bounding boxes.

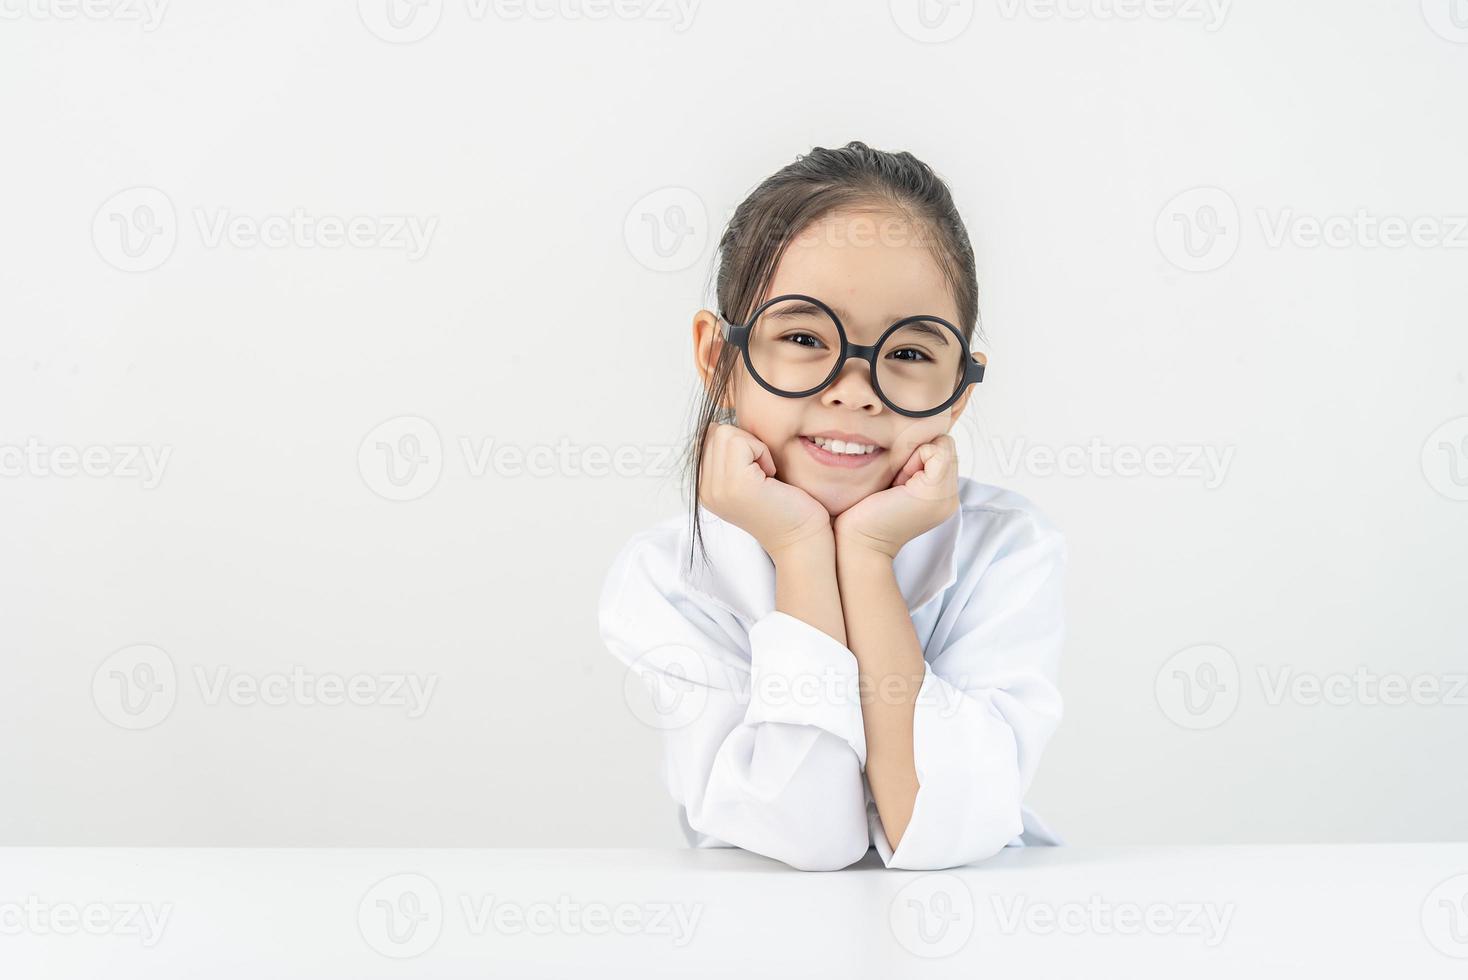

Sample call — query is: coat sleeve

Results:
[598,533,873,872]
[872,510,1067,870]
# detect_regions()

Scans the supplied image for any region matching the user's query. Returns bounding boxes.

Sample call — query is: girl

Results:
[598,141,1066,872]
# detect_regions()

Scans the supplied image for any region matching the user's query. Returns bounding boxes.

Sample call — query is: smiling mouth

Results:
[798,434,886,468]
[806,435,881,455]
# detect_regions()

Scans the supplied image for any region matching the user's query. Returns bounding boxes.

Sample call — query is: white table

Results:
[2,844,1466,977]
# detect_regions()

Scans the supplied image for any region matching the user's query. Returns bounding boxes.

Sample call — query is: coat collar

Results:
[681,504,964,625]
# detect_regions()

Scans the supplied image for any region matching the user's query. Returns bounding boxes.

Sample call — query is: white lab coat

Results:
[597,475,1066,871]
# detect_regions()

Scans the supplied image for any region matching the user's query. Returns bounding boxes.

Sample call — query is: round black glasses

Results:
[718,294,985,418]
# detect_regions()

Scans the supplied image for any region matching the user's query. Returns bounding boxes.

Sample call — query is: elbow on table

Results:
[769,834,871,872]
[687,809,871,872]
[885,807,1025,871]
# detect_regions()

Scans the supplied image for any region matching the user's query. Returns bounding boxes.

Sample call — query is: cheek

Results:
[731,374,802,440]
[887,416,953,462]
[734,375,804,431]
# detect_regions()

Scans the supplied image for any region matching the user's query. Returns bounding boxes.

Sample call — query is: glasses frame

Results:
[717,293,986,418]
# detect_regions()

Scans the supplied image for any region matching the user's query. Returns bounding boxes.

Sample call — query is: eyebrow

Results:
[770,301,951,345]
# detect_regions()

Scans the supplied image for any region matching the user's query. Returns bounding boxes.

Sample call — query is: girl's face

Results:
[695,208,978,518]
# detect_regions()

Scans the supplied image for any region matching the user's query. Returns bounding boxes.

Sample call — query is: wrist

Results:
[834,528,901,563]
[766,526,836,568]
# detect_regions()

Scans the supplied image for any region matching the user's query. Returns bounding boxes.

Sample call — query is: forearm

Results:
[769,531,847,647]
[835,543,925,850]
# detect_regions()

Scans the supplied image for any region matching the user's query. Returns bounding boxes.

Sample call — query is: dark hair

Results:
[681,140,983,572]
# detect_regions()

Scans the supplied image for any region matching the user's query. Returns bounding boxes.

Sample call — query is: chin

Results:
[806,483,871,519]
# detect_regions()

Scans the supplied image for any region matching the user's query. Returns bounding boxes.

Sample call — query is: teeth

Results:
[810,436,879,455]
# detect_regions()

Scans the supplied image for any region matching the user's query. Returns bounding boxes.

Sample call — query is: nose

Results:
[819,359,881,414]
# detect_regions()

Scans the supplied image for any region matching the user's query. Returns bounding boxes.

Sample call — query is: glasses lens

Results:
[747,299,841,395]
[875,318,966,414]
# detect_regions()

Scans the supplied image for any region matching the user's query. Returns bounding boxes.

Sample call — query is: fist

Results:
[698,423,833,556]
[833,434,960,559]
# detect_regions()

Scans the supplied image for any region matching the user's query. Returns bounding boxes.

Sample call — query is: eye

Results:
[782,332,826,349]
[886,346,931,363]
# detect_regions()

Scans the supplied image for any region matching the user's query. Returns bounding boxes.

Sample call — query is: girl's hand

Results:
[698,422,833,556]
[833,434,960,560]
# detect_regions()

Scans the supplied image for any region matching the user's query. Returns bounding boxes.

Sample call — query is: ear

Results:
[692,309,731,406]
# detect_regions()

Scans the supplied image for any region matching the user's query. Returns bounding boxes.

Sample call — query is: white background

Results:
[1,0,1465,847]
